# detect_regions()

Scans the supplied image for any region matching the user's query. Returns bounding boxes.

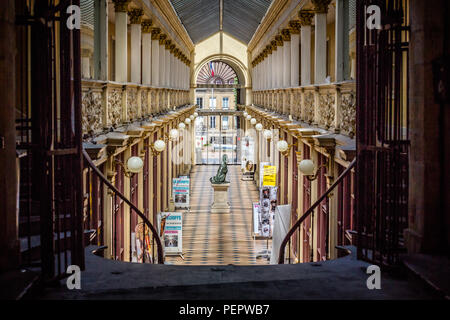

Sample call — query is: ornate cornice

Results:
[128,8,144,24]
[298,10,314,26]
[312,0,332,14]
[289,20,301,34]
[281,28,291,41]
[112,0,130,13]
[141,19,153,33]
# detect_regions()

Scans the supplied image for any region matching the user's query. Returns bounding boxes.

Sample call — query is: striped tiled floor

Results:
[165,165,271,265]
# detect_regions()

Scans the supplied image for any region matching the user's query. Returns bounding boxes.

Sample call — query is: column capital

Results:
[275,35,283,46]
[265,45,272,55]
[151,27,161,40]
[289,20,301,34]
[159,33,167,45]
[128,8,144,24]
[141,19,153,33]
[298,10,314,26]
[281,29,291,41]
[112,0,130,13]
[165,39,172,49]
[312,0,332,14]
[270,40,278,51]
[169,44,176,53]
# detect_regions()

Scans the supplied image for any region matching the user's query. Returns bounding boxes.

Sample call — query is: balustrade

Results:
[82,79,190,137]
[252,81,356,138]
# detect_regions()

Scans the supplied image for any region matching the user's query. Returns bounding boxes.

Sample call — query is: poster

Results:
[252,202,261,235]
[241,136,255,180]
[173,177,190,208]
[262,165,277,187]
[157,212,183,255]
[132,222,152,263]
[259,162,271,187]
[259,186,278,238]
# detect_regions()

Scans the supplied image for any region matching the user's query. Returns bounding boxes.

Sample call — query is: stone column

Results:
[170,45,176,88]
[299,10,314,86]
[141,19,152,85]
[113,0,130,83]
[164,40,171,87]
[282,29,291,88]
[335,0,349,82]
[151,28,160,86]
[271,41,277,89]
[275,36,283,88]
[128,8,143,84]
[81,49,92,79]
[289,20,301,87]
[159,34,167,87]
[94,0,108,80]
[312,0,331,84]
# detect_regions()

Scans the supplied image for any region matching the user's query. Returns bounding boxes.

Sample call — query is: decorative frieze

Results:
[341,92,356,138]
[318,91,335,130]
[82,88,103,135]
[107,88,123,127]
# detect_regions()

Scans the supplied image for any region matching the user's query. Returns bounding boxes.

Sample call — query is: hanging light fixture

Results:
[255,123,263,131]
[193,112,199,118]
[243,111,248,117]
[246,115,252,120]
[178,122,186,130]
[277,140,289,153]
[168,128,179,141]
[263,129,273,141]
[185,118,191,125]
[190,115,195,121]
[298,158,328,181]
[150,139,166,156]
[126,156,144,173]
[250,118,257,125]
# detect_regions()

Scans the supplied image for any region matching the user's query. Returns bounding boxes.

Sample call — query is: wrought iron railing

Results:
[278,159,356,264]
[82,149,164,264]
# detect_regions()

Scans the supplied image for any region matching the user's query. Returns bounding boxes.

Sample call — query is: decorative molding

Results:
[141,19,153,33]
[128,8,144,24]
[298,10,314,26]
[311,0,332,14]
[289,20,301,34]
[159,33,167,45]
[112,0,130,13]
[281,28,291,41]
[151,27,161,40]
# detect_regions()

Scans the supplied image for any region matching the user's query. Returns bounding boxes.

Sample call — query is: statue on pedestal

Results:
[210,155,229,184]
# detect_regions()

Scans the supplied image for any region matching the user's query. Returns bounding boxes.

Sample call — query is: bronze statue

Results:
[210,155,229,184]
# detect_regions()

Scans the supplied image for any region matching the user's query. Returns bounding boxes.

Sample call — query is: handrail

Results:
[278,158,356,264]
[82,149,164,264]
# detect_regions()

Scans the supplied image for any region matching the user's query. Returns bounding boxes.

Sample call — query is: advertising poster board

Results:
[173,177,190,208]
[157,212,183,255]
[262,165,277,187]
[241,136,255,180]
[259,186,278,238]
[259,162,271,187]
[252,202,261,236]
[132,222,152,263]
[270,204,291,264]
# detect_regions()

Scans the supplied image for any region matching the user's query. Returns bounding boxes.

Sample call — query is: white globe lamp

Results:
[277,140,289,153]
[299,159,315,176]
[169,128,179,140]
[153,140,166,153]
[178,122,186,130]
[250,118,257,125]
[185,118,191,125]
[263,129,273,140]
[255,123,263,131]
[246,115,251,121]
[126,156,144,173]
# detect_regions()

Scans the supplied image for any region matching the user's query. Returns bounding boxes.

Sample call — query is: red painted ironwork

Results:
[356,0,410,266]
[15,0,84,281]
[278,159,356,264]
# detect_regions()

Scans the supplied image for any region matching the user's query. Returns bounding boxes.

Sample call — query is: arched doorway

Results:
[194,60,243,165]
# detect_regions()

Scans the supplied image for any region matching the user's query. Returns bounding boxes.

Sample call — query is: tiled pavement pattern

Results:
[165,165,271,265]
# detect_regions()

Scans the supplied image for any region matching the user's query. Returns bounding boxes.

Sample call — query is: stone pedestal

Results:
[211,183,230,214]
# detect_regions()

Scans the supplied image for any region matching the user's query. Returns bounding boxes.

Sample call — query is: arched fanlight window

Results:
[197,61,238,85]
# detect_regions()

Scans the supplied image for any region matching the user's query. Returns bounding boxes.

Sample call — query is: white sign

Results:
[157,212,183,255]
[252,202,261,235]
[270,204,291,264]
[173,177,190,208]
